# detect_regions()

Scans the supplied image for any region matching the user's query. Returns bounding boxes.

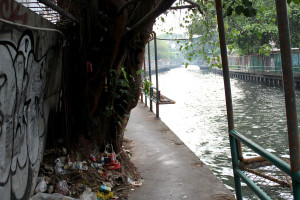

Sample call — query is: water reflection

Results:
[154,65,297,199]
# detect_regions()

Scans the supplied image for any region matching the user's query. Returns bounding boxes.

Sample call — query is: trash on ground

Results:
[35,178,47,194]
[63,147,67,154]
[100,185,111,193]
[55,180,70,195]
[105,162,120,170]
[38,139,140,199]
[96,191,114,200]
[55,158,68,175]
[29,193,77,200]
[127,177,143,186]
[48,185,54,194]
[80,191,97,200]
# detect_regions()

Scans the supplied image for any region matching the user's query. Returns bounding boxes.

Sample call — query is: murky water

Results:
[150,65,299,199]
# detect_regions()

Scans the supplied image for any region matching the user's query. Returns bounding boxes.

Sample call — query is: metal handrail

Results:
[149,86,160,103]
[140,85,160,119]
[215,0,300,199]
[235,169,271,200]
[230,129,300,183]
[229,129,300,199]
[141,31,160,119]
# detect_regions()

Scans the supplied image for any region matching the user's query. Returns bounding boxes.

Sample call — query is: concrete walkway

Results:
[126,102,235,200]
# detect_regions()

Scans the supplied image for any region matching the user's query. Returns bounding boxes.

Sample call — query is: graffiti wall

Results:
[0,0,62,199]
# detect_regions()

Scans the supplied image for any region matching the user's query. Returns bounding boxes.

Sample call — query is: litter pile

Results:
[32,138,142,200]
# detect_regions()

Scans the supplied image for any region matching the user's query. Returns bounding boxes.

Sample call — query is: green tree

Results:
[289,4,300,47]
[148,39,171,60]
[168,0,300,66]
[224,1,300,54]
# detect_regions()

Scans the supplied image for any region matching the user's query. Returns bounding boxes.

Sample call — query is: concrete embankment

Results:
[211,68,300,89]
[126,102,235,200]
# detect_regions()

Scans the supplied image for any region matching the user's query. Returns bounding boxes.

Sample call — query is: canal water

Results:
[151,65,299,199]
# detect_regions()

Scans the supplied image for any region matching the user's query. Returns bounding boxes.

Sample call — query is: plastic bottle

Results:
[100,157,105,166]
[100,185,111,192]
[55,158,64,175]
[110,153,115,164]
[90,154,96,162]
[67,155,72,167]
[94,163,102,168]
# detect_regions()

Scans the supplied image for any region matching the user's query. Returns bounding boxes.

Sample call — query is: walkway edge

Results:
[126,102,235,200]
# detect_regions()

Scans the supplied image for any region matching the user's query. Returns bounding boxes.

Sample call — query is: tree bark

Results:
[58,0,175,154]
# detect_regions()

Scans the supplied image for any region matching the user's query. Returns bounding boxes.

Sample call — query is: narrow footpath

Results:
[126,102,235,200]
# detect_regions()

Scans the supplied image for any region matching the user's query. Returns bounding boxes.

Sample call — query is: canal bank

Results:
[126,102,235,200]
[211,68,300,89]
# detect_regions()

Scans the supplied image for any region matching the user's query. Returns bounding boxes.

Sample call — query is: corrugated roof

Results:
[16,0,75,25]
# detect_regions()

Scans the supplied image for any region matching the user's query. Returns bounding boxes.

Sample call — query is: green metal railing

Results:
[215,0,300,199]
[142,86,160,119]
[229,129,300,199]
[141,31,160,119]
[227,49,300,76]
[229,65,300,76]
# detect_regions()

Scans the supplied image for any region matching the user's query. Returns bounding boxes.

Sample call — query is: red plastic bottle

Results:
[90,154,96,162]
[110,153,115,164]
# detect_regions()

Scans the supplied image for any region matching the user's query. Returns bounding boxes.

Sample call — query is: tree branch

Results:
[183,0,203,14]
[126,0,176,39]
[170,5,196,10]
[118,0,140,15]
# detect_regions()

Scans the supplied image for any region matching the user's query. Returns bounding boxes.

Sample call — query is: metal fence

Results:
[228,49,300,76]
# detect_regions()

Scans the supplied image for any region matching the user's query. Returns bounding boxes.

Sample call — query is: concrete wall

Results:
[0,0,62,199]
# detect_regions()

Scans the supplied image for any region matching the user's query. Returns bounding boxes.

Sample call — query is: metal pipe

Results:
[147,42,152,110]
[215,0,242,199]
[150,87,153,112]
[235,169,271,200]
[242,156,266,164]
[229,134,243,199]
[153,31,160,119]
[157,90,160,119]
[275,0,300,198]
[144,94,147,107]
[141,58,145,103]
[215,0,234,131]
[217,2,244,160]
[230,130,293,178]
[37,0,78,23]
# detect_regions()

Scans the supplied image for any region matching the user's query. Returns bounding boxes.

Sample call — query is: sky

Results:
[153,7,190,35]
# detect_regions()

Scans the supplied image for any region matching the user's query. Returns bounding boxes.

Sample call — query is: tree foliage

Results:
[160,0,300,67]
[224,0,300,55]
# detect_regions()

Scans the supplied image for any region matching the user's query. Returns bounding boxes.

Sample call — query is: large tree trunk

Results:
[58,0,175,154]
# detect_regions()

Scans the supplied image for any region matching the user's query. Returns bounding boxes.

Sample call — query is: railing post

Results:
[148,39,153,111]
[141,58,146,103]
[156,91,160,119]
[275,0,300,198]
[215,0,242,199]
[153,31,160,119]
[145,91,147,107]
[145,45,148,106]
[141,89,144,103]
[150,87,153,112]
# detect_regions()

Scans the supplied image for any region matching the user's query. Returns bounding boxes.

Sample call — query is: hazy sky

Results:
[154,9,189,35]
